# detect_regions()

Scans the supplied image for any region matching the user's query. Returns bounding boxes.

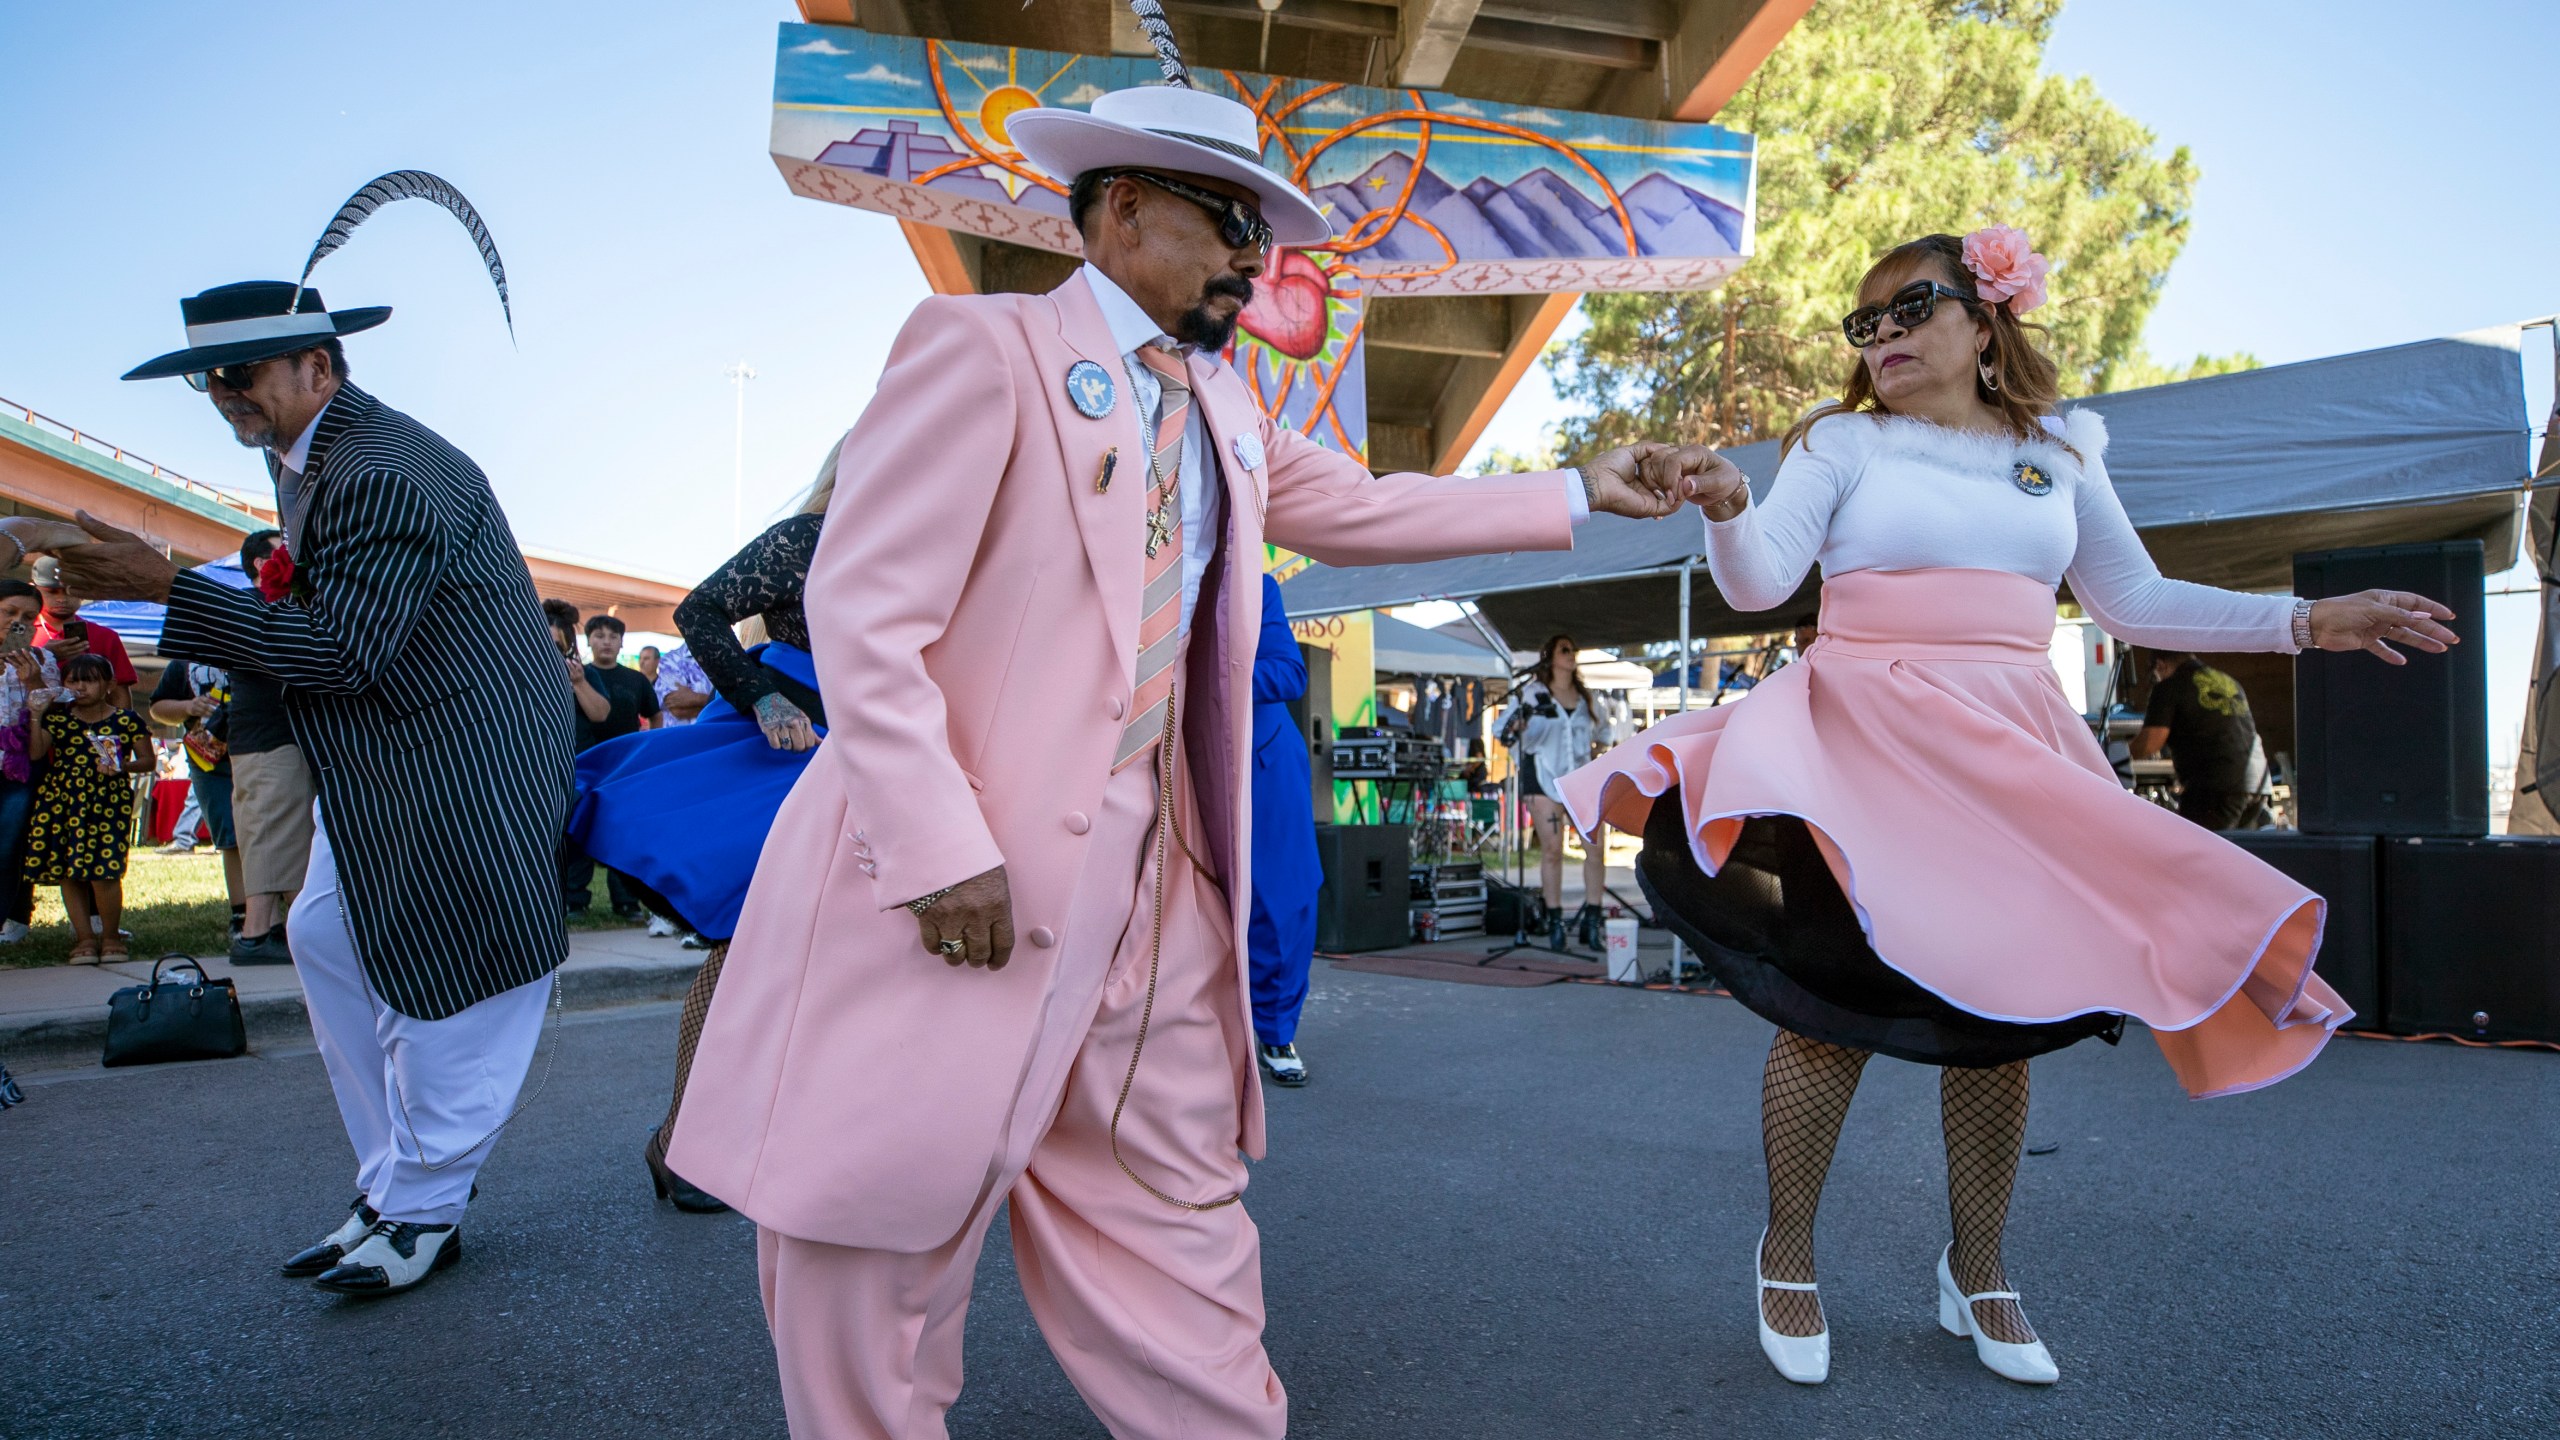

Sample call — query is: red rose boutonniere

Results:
[256,544,301,603]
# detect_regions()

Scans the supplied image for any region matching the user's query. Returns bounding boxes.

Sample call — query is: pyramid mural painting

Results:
[769,23,1756,462]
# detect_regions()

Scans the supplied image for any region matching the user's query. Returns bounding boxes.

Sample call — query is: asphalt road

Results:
[5,965,2556,1439]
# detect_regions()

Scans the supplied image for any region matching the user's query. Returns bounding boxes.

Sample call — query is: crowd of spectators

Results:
[0,572,153,958]
[541,598,706,939]
[0,530,320,963]
[0,553,706,963]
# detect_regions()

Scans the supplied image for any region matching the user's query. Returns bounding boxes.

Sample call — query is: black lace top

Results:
[674,512,823,715]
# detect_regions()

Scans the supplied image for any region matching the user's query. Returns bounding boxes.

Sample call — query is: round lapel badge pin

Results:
[1065,360,1116,420]
[2011,460,2055,497]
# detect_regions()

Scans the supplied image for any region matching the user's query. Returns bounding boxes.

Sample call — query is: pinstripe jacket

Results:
[158,383,574,1020]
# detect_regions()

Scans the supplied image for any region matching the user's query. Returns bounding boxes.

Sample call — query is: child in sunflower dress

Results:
[26,653,154,961]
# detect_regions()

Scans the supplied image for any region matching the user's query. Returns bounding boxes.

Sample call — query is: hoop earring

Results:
[1978,357,2000,392]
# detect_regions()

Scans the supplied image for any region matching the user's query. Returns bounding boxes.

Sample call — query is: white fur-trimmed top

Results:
[1708,405,2299,653]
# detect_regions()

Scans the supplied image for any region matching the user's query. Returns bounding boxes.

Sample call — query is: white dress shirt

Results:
[1081,266,1225,638]
[270,399,331,551]
[277,404,325,473]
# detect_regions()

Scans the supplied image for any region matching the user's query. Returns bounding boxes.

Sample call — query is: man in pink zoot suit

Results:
[669,78,1712,1438]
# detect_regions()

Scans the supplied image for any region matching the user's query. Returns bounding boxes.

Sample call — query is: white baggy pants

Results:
[290,807,552,1225]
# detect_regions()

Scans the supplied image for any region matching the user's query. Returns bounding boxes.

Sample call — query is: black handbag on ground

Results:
[102,955,247,1068]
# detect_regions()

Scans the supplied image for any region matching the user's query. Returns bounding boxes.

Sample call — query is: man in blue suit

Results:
[1249,572,1323,1086]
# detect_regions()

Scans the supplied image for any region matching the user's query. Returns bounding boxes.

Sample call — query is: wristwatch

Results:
[2290,597,2315,651]
[905,885,957,916]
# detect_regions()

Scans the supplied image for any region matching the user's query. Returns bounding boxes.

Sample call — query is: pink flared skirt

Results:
[1560,568,2347,1099]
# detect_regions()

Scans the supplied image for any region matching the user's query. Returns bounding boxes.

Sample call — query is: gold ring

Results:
[937,938,966,956]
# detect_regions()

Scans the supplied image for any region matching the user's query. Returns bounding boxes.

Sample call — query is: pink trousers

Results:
[756,742,1285,1440]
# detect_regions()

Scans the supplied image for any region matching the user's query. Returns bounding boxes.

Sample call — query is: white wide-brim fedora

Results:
[1008,85,1333,247]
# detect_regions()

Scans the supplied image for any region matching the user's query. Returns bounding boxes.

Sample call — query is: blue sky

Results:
[1,1,932,582]
[3,0,2551,756]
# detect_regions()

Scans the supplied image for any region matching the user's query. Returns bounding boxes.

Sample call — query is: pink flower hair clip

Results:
[1960,225,2050,316]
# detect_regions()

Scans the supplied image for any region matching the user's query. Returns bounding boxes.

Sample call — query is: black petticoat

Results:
[1636,792,2122,1068]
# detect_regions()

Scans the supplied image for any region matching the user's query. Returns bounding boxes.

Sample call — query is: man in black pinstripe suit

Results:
[75,280,576,1297]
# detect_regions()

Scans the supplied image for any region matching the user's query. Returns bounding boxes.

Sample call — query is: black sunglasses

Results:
[183,352,306,393]
[1110,171,1274,253]
[1841,280,1974,348]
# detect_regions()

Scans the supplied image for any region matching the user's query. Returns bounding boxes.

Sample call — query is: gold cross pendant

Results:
[1144,497,1176,558]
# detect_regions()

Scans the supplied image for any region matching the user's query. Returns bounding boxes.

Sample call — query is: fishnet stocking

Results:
[1758,1028,1870,1337]
[649,941,729,1160]
[1941,1060,2035,1344]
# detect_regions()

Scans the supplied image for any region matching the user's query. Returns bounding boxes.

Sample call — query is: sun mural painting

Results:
[768,23,1756,468]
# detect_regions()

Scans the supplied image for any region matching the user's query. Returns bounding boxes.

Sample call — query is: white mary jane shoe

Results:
[1936,1245,2058,1385]
[1755,1228,1829,1384]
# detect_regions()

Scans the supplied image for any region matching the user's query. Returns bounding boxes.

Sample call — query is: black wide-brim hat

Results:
[122,280,389,381]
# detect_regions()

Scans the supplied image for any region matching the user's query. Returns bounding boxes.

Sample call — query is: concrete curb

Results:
[0,954,703,1076]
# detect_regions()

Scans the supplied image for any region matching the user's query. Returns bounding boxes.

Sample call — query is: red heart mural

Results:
[1238,251,1333,361]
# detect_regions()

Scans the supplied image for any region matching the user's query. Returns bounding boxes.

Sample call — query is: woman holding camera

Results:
[1503,633,1610,951]
[1564,227,2453,1387]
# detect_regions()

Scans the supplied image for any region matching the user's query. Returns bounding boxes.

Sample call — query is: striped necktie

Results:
[1112,341,1190,773]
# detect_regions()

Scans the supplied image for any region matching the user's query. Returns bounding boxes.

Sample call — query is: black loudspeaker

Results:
[2381,836,2560,1043]
[2220,831,2380,1026]
[1315,824,1410,953]
[1483,876,1545,938]
[2293,541,2488,836]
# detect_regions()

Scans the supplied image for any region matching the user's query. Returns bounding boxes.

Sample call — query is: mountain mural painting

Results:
[768,22,1757,461]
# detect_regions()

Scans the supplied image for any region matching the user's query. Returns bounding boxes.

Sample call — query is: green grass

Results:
[2,849,232,968]
[565,905,648,934]
[0,848,642,970]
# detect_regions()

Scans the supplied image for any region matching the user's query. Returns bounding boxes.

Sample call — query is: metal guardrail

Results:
[0,395,272,519]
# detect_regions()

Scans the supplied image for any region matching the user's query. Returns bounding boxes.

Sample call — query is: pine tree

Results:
[1549,0,2251,457]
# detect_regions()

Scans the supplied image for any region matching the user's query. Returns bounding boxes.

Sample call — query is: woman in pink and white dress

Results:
[1564,229,2456,1388]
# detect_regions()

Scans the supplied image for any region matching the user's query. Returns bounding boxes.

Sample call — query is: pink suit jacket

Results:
[669,271,1575,1251]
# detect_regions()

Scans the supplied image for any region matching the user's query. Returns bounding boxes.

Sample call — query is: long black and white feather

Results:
[1125,1,1191,87]
[293,171,513,339]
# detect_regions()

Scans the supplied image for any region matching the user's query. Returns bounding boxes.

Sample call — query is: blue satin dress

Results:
[565,642,821,941]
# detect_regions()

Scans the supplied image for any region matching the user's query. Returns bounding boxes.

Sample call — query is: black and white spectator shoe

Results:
[281,1196,379,1278]
[1258,1044,1309,1087]
[313,1220,460,1296]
